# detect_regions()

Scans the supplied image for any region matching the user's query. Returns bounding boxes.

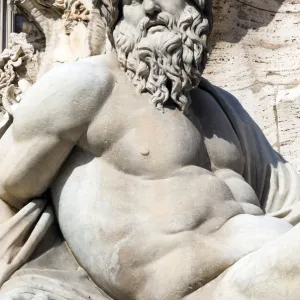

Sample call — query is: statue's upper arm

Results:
[0,61,114,208]
[13,61,115,140]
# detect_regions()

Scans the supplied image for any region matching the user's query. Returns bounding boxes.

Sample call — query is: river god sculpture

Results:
[0,0,300,299]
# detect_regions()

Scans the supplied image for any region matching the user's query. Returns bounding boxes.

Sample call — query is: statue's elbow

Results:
[0,181,22,210]
[0,177,41,210]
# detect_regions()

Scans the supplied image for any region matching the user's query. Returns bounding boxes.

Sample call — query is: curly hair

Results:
[113,3,212,112]
[93,0,119,46]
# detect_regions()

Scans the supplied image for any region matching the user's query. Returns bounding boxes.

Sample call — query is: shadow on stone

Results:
[210,0,285,48]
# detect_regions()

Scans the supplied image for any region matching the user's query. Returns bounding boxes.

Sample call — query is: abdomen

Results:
[51,150,270,300]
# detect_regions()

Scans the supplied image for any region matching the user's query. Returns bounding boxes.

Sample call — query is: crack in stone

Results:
[273,86,281,153]
[236,0,297,14]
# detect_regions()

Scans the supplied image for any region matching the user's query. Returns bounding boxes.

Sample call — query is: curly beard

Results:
[113,5,209,113]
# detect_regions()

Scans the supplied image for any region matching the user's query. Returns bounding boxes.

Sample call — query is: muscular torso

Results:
[51,69,289,300]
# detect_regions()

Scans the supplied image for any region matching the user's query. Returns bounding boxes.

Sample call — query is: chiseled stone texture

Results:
[205,0,300,173]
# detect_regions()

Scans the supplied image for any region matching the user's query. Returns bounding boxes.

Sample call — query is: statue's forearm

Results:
[0,134,74,210]
[0,59,111,209]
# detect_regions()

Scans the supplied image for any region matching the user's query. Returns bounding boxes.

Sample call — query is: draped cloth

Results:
[199,79,300,225]
[0,79,299,298]
[1,269,112,300]
[0,200,111,299]
[0,200,54,286]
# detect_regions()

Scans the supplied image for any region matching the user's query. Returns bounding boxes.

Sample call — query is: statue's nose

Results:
[143,0,161,18]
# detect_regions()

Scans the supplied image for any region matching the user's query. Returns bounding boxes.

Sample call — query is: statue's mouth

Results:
[146,22,167,34]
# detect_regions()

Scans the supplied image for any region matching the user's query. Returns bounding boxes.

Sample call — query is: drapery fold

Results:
[0,199,54,286]
[1,269,112,300]
[200,79,300,225]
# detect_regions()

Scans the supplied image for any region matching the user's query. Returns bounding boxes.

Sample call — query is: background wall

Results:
[204,0,300,173]
[0,0,14,51]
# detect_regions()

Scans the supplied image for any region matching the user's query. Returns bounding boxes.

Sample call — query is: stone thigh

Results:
[184,222,300,300]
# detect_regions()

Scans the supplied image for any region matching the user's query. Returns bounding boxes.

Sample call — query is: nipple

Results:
[140,147,150,156]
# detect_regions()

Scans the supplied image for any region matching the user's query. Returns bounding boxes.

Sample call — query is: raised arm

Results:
[0,58,114,211]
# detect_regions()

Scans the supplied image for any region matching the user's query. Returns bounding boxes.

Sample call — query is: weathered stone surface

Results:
[0,1,300,299]
[205,0,300,173]
[0,0,105,131]
[0,32,39,131]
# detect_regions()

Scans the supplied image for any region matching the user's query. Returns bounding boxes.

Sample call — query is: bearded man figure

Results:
[1,0,300,299]
[113,1,209,112]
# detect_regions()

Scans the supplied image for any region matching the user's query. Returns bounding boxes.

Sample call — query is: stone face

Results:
[204,0,300,173]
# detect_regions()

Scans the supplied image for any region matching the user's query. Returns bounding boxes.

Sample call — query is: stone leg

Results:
[184,222,300,300]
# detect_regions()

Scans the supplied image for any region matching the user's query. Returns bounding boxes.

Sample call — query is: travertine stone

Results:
[205,0,300,172]
[276,85,300,174]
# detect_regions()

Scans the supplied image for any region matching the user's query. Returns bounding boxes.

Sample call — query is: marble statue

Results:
[0,0,300,299]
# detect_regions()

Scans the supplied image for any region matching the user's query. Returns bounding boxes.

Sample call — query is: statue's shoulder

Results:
[15,54,117,134]
[43,54,116,96]
[34,54,116,109]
